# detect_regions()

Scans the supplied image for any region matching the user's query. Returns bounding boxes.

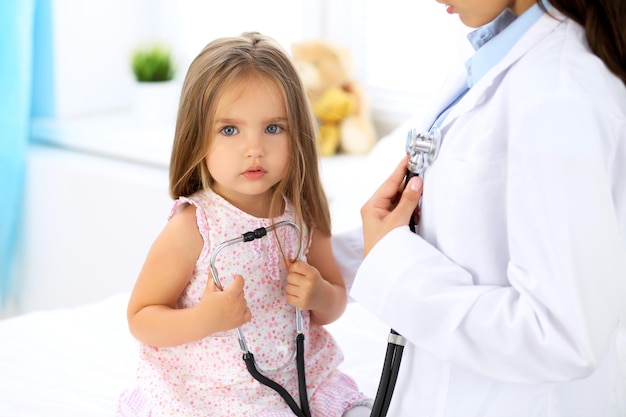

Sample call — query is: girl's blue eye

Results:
[266,124,283,134]
[221,126,238,136]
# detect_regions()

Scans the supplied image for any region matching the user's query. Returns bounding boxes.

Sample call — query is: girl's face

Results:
[206,75,290,217]
[436,0,536,27]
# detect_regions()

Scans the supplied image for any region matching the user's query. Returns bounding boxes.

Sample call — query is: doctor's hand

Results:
[360,156,423,257]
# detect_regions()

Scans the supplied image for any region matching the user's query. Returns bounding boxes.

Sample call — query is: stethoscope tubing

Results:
[208,220,311,417]
[370,131,437,416]
[370,166,413,417]
[243,334,311,417]
[370,328,406,417]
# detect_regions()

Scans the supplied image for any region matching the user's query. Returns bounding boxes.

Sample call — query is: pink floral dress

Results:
[117,188,370,417]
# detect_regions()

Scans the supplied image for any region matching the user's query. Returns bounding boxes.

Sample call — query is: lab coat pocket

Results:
[430,155,506,186]
[421,156,508,280]
[425,155,507,220]
[426,155,507,227]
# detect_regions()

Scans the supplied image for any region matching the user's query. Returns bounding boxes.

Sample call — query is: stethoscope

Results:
[209,220,312,417]
[369,126,441,417]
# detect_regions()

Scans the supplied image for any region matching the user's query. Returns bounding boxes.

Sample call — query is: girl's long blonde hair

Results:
[169,32,331,236]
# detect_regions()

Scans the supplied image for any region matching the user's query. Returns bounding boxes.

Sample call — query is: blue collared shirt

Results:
[465,4,546,88]
[430,4,547,131]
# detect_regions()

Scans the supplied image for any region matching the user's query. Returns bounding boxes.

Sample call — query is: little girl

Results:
[117,32,371,417]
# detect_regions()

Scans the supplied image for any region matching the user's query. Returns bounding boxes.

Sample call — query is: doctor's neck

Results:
[511,0,537,16]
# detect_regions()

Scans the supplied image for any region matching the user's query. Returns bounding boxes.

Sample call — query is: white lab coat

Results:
[335,11,626,417]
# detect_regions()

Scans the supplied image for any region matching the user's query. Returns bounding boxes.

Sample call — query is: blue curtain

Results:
[0,0,36,305]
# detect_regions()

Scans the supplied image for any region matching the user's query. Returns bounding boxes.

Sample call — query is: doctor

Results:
[335,0,626,416]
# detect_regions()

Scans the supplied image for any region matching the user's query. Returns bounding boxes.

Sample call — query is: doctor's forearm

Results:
[352,226,622,383]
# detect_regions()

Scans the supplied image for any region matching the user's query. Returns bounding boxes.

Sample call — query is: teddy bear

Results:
[291,39,377,156]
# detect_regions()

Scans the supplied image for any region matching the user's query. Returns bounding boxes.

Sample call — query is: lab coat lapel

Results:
[416,68,468,132]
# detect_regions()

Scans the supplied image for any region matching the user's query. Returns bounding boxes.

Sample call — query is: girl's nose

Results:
[244,133,264,158]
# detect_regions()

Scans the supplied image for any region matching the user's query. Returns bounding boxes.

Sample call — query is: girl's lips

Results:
[445,4,455,14]
[242,167,266,180]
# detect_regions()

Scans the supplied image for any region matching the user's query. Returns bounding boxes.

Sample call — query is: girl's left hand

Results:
[285,260,326,311]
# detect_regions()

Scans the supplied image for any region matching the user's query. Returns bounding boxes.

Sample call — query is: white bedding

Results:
[0,293,390,416]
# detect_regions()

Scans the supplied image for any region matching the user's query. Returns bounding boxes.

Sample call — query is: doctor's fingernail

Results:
[409,177,423,192]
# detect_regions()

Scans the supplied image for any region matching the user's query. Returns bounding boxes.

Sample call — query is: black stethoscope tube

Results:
[370,329,405,417]
[407,170,420,234]
[243,333,311,417]
[296,333,313,417]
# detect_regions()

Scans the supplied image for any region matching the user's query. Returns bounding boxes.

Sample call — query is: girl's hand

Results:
[285,260,327,312]
[360,156,423,257]
[197,274,252,334]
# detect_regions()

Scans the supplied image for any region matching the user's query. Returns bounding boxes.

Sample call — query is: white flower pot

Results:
[132,81,180,127]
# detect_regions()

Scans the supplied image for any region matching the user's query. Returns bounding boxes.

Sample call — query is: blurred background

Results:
[0,0,471,317]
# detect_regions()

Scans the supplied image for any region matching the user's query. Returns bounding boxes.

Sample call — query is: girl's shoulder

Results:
[167,189,209,237]
[169,189,228,221]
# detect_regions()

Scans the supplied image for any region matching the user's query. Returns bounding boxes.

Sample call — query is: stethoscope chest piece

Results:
[405,127,441,176]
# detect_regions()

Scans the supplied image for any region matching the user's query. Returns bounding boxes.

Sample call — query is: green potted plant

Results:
[130,43,179,125]
[131,44,176,82]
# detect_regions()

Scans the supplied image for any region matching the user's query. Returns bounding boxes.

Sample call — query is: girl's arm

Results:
[286,230,347,325]
[127,204,251,347]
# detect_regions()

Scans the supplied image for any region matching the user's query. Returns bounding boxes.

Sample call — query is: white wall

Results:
[15,145,173,313]
[49,0,139,115]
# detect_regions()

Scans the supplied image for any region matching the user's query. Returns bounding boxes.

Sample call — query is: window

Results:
[42,1,472,135]
[320,0,473,131]
[174,1,473,134]
[175,0,311,74]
